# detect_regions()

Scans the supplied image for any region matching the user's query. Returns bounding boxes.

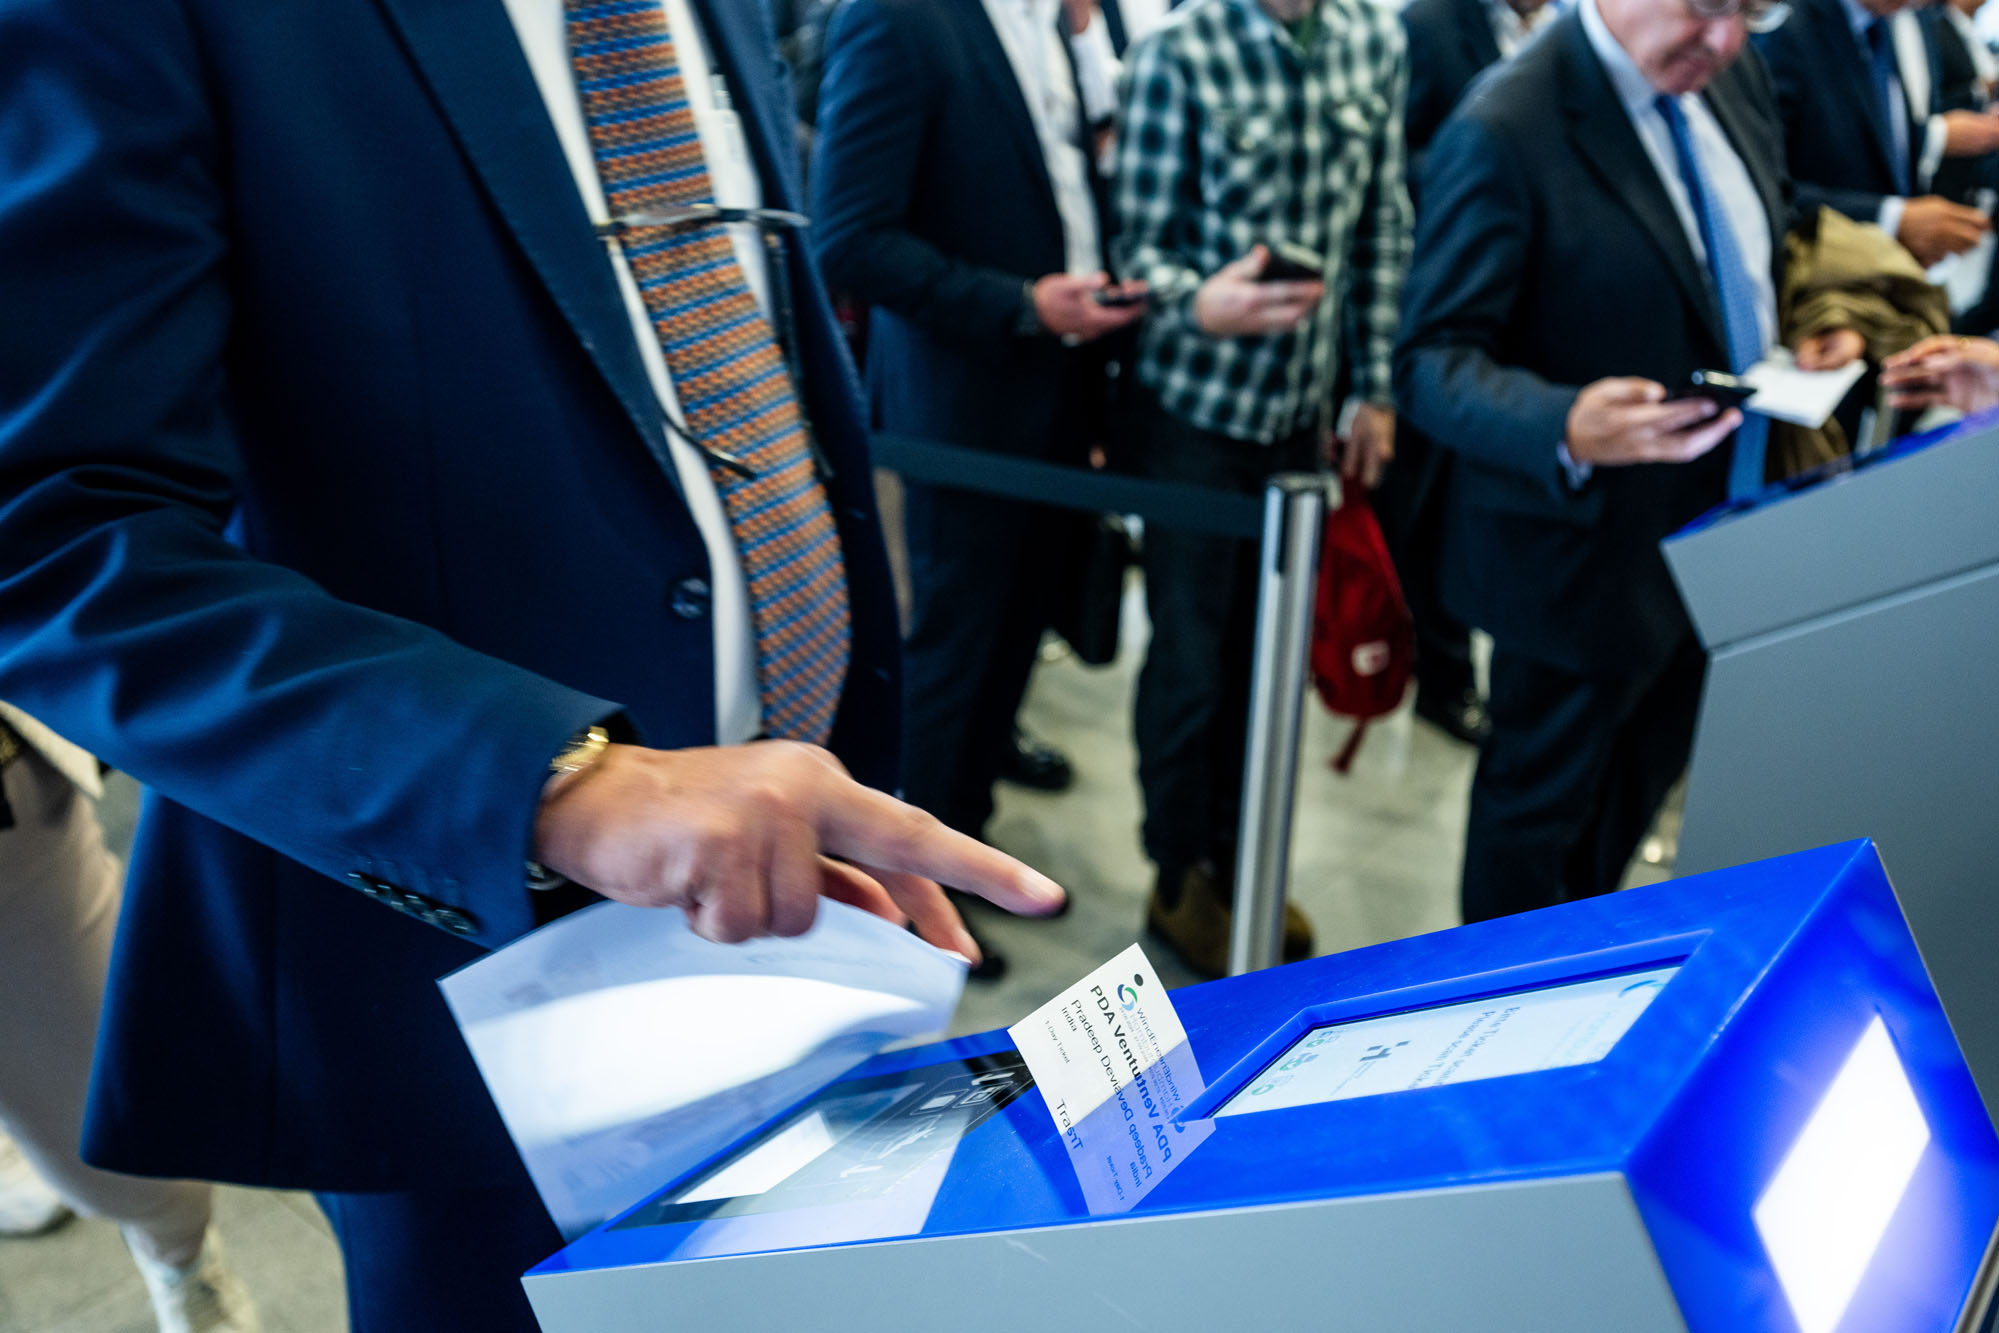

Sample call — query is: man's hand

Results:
[1325,403,1395,487]
[1943,108,1999,158]
[1898,196,1990,266]
[1563,377,1740,467]
[1793,327,1866,371]
[531,741,1067,960]
[1193,246,1324,337]
[1032,272,1147,341]
[1060,0,1098,34]
[1882,333,1999,413]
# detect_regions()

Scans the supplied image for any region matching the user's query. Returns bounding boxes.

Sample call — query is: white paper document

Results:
[1743,351,1867,429]
[1008,944,1211,1212]
[440,899,966,1239]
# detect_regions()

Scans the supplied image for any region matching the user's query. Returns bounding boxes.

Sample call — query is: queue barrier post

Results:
[1228,472,1334,978]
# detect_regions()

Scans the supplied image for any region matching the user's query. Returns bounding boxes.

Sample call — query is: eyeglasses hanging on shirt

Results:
[588,71,830,483]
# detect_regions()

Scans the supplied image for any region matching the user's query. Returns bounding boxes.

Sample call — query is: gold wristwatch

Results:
[526,725,612,891]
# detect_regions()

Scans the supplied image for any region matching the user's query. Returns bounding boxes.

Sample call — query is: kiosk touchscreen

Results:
[524,842,1999,1333]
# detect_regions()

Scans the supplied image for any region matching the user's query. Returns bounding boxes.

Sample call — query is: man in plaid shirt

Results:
[1113,0,1411,976]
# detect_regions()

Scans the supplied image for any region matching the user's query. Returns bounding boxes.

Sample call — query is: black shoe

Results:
[943,892,1010,981]
[998,730,1073,792]
[1414,684,1491,746]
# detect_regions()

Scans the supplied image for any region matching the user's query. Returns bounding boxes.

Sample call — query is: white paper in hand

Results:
[439,899,965,1239]
[1743,350,1868,429]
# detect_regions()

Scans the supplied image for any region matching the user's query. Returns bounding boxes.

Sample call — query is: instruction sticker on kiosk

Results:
[1008,944,1212,1212]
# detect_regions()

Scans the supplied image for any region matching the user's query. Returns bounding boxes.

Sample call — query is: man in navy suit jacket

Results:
[1397,0,1861,924]
[812,0,1142,871]
[0,0,1061,1326]
[1755,0,1999,265]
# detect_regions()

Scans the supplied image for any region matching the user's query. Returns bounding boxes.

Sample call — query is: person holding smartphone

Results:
[1394,0,1868,925]
[1112,0,1411,976]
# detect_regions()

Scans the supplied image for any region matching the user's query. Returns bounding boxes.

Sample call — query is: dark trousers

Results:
[1460,634,1707,923]
[1374,427,1477,701]
[1133,399,1318,878]
[317,1168,562,1332]
[899,480,1078,837]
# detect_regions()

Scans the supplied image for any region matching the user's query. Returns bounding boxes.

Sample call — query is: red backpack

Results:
[1310,485,1414,773]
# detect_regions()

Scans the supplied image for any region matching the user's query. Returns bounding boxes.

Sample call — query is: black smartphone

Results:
[1258,241,1325,283]
[1667,369,1756,409]
[1092,287,1148,307]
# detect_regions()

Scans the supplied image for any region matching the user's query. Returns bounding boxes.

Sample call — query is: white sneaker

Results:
[0,1129,72,1236]
[127,1231,263,1333]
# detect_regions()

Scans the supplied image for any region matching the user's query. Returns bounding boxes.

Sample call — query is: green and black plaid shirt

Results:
[1113,0,1411,443]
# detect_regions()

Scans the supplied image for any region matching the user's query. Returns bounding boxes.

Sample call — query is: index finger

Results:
[817,783,1067,916]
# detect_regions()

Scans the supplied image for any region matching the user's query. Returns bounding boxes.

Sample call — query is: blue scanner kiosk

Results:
[522,842,1999,1332]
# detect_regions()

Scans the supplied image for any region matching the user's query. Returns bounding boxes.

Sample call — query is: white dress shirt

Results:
[983,0,1108,277]
[1487,0,1554,59]
[1582,0,1777,352]
[1946,4,1999,98]
[983,0,1111,277]
[1556,0,1777,485]
[501,0,761,744]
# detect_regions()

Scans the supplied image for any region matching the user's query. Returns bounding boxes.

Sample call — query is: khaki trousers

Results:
[0,748,210,1266]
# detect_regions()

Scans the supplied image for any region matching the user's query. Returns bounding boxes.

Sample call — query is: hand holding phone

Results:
[1665,369,1756,410]
[1258,240,1326,284]
[1092,285,1148,308]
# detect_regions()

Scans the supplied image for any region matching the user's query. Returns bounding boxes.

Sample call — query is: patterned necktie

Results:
[567,0,850,744]
[1864,20,1913,195]
[1656,94,1770,501]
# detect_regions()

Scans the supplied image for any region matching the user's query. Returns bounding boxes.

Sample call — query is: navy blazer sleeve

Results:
[0,0,616,947]
[1393,110,1587,501]
[809,0,1030,351]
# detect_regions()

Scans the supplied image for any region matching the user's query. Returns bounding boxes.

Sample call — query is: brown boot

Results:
[1146,863,1315,978]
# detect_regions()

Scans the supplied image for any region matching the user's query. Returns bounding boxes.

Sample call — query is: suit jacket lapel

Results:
[1452,0,1503,77]
[954,0,1066,230]
[1809,0,1902,187]
[686,0,804,210]
[372,0,674,480]
[1558,15,1727,352]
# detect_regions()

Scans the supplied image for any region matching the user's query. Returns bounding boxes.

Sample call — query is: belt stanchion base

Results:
[1228,473,1334,977]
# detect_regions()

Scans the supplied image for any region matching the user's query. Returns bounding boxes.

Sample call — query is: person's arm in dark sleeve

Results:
[809,0,1032,350]
[1392,111,1591,501]
[0,0,617,948]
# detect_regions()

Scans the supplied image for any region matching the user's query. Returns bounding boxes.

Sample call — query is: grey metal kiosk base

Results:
[526,1174,1686,1332]
[1666,420,1999,1119]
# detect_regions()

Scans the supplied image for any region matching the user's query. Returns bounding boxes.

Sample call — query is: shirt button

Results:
[670,577,712,620]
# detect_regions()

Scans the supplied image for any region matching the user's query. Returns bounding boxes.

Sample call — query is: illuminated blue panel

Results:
[534,841,1999,1331]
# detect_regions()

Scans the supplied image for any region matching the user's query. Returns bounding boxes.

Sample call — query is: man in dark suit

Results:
[812,0,1142,886]
[1384,0,1552,749]
[1397,0,1859,923]
[1403,0,1553,186]
[1755,0,1999,265]
[0,1,1062,1327]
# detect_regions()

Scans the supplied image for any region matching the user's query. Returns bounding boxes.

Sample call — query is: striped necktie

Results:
[567,0,850,744]
[1656,94,1770,501]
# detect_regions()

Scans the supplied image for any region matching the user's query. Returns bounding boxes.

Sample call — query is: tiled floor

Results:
[0,588,1671,1331]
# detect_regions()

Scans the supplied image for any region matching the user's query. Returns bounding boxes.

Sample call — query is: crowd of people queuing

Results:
[803,0,1995,971]
[1,0,1998,1326]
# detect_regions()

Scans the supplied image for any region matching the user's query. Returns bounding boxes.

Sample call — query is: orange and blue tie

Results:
[567,0,850,743]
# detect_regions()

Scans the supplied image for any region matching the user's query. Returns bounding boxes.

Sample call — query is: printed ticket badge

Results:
[1007,943,1210,1213]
